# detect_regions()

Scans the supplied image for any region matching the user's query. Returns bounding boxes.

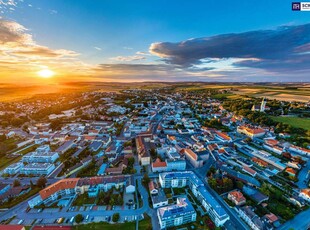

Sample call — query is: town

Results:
[0,86,309,230]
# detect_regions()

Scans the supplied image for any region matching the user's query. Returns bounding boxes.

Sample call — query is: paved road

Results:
[297,160,310,189]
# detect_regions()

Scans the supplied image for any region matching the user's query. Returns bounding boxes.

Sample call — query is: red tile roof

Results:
[265,139,279,146]
[265,213,278,223]
[32,227,72,230]
[285,167,296,175]
[215,131,231,141]
[0,226,25,230]
[152,158,167,168]
[39,178,79,200]
[229,191,246,202]
[301,188,310,197]
[184,149,198,161]
[243,166,257,176]
[252,157,268,167]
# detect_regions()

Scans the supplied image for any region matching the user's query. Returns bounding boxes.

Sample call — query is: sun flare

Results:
[37,69,55,78]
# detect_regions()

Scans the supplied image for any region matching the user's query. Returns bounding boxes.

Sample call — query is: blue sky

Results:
[0,0,310,82]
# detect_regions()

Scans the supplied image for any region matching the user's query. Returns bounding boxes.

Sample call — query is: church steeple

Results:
[260,97,266,112]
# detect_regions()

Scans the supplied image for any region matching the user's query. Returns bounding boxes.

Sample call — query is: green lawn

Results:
[138,215,151,230]
[73,214,151,230]
[270,116,310,131]
[0,144,38,171]
[211,93,234,99]
[0,155,22,171]
[72,193,96,206]
[73,221,135,230]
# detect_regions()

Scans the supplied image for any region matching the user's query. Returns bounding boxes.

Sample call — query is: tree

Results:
[244,137,252,143]
[236,181,244,190]
[142,173,150,185]
[37,177,47,188]
[149,148,157,159]
[75,214,84,223]
[109,198,115,206]
[112,213,120,222]
[50,119,62,130]
[13,179,21,187]
[128,157,135,166]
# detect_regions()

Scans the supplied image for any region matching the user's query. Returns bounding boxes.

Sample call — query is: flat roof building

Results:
[157,197,196,229]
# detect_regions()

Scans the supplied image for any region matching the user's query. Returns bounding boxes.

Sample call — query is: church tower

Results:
[260,97,266,112]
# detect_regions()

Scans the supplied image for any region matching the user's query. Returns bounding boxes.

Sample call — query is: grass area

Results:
[138,215,152,230]
[270,116,310,131]
[73,221,135,230]
[77,161,99,177]
[0,155,21,171]
[169,215,219,230]
[0,144,38,171]
[73,214,151,230]
[211,93,234,99]
[72,193,96,206]
[14,144,38,155]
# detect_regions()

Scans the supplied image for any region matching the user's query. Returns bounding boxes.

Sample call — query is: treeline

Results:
[0,114,29,128]
[223,99,309,146]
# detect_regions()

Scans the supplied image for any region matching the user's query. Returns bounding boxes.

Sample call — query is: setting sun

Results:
[37,69,55,78]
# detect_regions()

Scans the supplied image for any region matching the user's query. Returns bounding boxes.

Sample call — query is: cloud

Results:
[0,0,17,12]
[49,9,57,15]
[0,18,85,81]
[109,55,146,62]
[0,0,17,6]
[149,23,310,74]
[123,46,133,50]
[136,51,151,56]
[0,19,32,44]
[92,63,227,82]
[94,46,102,51]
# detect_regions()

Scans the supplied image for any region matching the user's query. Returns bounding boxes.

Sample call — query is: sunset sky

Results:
[0,0,310,83]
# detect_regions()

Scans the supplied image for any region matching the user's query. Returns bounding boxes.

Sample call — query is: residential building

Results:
[20,163,55,176]
[136,133,155,166]
[237,206,265,230]
[56,140,74,154]
[22,151,59,164]
[4,162,23,175]
[151,158,186,172]
[183,148,203,168]
[159,171,230,226]
[151,189,168,208]
[228,190,246,206]
[28,175,135,208]
[157,197,196,229]
[237,126,266,139]
[299,188,310,202]
[289,145,310,157]
[285,167,297,177]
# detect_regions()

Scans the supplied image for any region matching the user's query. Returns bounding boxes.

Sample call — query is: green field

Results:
[73,215,151,230]
[270,116,310,131]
